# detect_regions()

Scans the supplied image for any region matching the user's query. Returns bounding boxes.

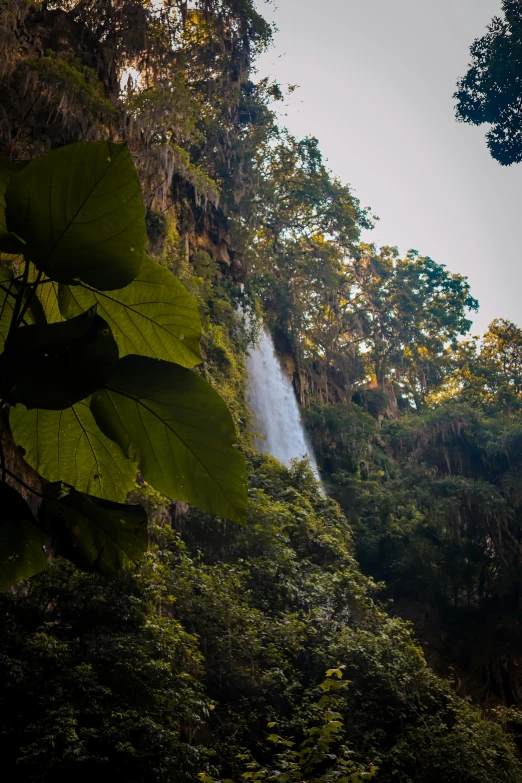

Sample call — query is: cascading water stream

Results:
[247,326,320,480]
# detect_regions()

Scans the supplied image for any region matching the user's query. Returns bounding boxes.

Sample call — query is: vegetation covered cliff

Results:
[1,1,522,781]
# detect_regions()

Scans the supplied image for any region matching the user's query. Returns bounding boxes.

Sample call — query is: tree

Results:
[454,0,522,165]
[442,318,522,411]
[348,245,478,408]
[248,134,372,404]
[482,318,522,393]
[0,139,247,590]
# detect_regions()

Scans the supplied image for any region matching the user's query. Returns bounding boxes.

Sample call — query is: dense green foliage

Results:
[306,320,522,708]
[1,456,520,782]
[455,0,522,164]
[1,1,522,780]
[249,224,476,409]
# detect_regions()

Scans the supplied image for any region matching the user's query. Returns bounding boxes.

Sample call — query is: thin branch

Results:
[0,282,18,299]
[3,466,47,499]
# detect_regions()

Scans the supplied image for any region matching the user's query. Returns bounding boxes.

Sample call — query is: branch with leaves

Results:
[0,140,247,590]
[200,668,378,783]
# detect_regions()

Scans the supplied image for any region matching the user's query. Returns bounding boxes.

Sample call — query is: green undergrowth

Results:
[0,455,519,782]
[305,394,522,710]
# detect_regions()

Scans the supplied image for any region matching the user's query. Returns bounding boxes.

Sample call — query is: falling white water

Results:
[247,326,320,480]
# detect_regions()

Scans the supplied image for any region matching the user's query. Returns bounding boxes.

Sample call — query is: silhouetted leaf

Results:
[0,482,48,590]
[91,355,247,523]
[40,482,147,574]
[59,255,202,366]
[0,163,27,253]
[10,400,136,501]
[5,142,145,289]
[2,307,119,409]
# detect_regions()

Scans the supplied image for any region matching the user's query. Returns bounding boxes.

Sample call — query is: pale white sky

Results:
[255,0,520,334]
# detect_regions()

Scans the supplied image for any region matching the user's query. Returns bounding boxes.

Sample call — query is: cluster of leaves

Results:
[0,139,246,589]
[454,0,522,165]
[445,318,522,411]
[346,246,477,408]
[230,668,378,783]
[0,456,519,782]
[0,553,209,783]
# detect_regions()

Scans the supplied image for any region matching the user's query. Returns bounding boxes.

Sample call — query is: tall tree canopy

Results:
[455,0,522,164]
[349,245,478,408]
[449,318,522,410]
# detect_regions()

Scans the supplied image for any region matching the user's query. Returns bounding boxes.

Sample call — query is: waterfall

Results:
[247,326,320,479]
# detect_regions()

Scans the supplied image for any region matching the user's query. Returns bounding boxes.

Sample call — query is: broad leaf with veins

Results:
[0,266,47,349]
[91,355,247,523]
[59,255,202,366]
[0,266,19,350]
[28,264,63,323]
[10,400,136,501]
[5,142,145,289]
[1,307,120,409]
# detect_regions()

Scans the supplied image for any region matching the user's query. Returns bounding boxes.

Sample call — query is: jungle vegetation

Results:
[1,1,522,781]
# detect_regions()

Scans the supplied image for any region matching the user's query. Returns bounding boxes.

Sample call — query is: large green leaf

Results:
[10,400,136,501]
[0,482,48,590]
[91,355,247,523]
[59,255,202,366]
[0,163,28,253]
[39,482,147,575]
[5,142,145,290]
[1,307,119,409]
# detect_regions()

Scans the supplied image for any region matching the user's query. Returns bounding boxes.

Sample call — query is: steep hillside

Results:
[1,1,522,780]
[1,452,520,782]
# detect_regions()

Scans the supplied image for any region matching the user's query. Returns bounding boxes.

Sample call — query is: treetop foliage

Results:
[455,0,522,164]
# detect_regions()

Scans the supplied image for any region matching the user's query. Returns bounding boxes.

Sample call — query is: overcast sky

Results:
[254,0,520,334]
